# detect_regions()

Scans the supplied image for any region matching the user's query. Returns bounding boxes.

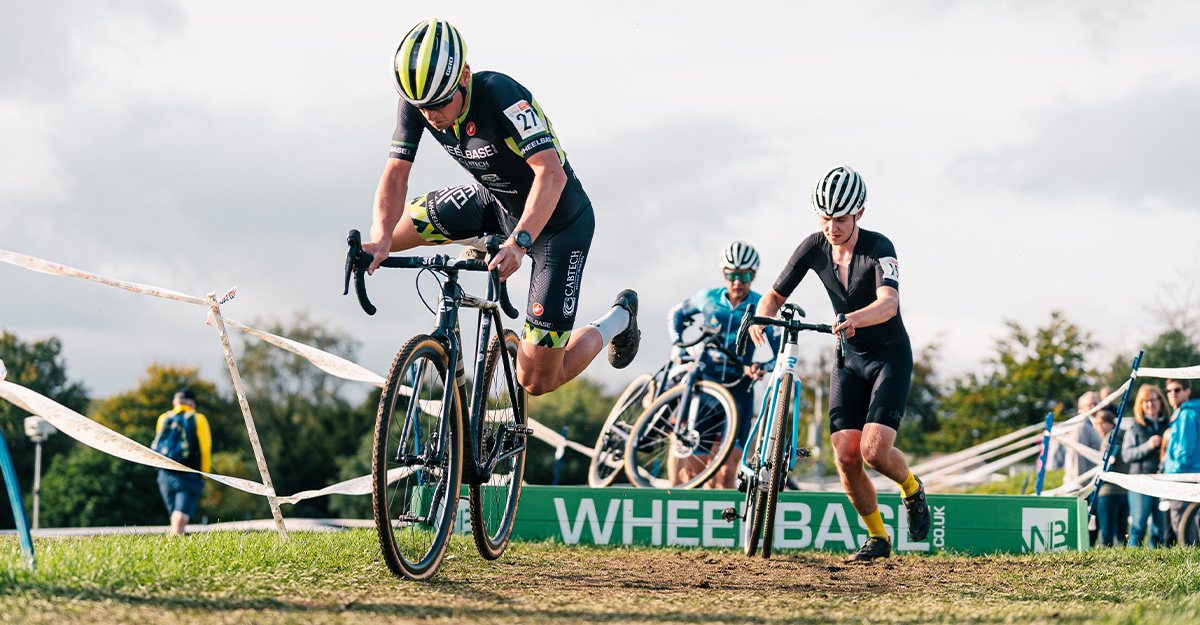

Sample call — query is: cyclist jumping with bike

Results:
[360,18,639,396]
[750,166,930,562]
[668,241,780,488]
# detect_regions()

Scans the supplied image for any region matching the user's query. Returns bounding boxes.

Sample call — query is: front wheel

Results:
[373,335,462,581]
[760,373,793,559]
[625,380,738,489]
[588,373,656,488]
[468,329,527,560]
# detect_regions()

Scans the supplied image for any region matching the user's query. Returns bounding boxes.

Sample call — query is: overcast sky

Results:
[2,1,1199,401]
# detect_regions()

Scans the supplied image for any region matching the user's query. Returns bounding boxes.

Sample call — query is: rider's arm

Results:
[365,158,414,271]
[749,289,786,347]
[668,292,703,343]
[365,102,424,272]
[488,148,567,280]
[834,285,898,338]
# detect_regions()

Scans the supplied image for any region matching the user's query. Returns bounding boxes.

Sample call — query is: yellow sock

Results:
[862,510,889,539]
[898,471,920,499]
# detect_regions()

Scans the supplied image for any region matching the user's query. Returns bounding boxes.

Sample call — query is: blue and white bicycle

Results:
[722,303,844,558]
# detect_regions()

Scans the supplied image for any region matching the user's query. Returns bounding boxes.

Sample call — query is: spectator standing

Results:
[1093,410,1129,547]
[1050,392,1104,483]
[152,388,212,536]
[1163,378,1200,545]
[1122,384,1170,546]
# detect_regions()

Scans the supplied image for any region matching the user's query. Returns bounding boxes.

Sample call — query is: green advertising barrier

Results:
[452,486,1087,555]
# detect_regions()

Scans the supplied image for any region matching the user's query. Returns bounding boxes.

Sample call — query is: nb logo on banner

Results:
[1022,508,1069,553]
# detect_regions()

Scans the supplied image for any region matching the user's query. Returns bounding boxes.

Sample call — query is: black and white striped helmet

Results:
[720,241,760,271]
[392,18,467,108]
[811,166,867,218]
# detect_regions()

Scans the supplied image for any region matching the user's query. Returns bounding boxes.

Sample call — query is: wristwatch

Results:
[511,230,533,250]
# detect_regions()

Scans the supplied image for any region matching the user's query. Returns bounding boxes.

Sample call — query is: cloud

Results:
[0,1,185,99]
[948,83,1200,210]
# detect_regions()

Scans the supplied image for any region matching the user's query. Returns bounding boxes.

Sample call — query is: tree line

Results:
[2,309,1198,528]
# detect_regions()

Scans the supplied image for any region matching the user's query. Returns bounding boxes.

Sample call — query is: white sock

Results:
[588,306,630,345]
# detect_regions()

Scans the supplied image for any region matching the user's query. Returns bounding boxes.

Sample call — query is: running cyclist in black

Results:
[361,18,640,395]
[750,166,930,562]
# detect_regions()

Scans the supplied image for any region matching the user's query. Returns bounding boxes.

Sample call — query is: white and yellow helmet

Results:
[392,18,467,108]
[811,166,867,218]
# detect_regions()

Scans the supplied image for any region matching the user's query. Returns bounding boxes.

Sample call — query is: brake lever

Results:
[345,229,377,316]
[834,313,846,369]
[735,303,756,357]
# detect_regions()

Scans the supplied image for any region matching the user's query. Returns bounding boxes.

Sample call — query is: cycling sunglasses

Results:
[724,270,755,283]
[417,84,461,111]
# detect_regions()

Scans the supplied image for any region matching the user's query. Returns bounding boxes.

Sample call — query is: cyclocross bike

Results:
[588,319,728,488]
[721,303,843,559]
[621,325,755,489]
[345,229,530,581]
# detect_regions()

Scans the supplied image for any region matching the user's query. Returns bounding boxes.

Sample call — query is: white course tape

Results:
[1135,365,1200,380]
[1052,433,1105,465]
[0,359,6,382]
[0,379,273,497]
[221,317,386,388]
[1043,466,1101,496]
[0,378,414,505]
[0,249,214,307]
[1099,472,1200,503]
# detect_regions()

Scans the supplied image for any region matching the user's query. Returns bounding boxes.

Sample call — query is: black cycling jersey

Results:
[772,228,907,347]
[389,70,590,234]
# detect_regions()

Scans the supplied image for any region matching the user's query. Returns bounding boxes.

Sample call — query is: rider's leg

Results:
[832,429,890,540]
[516,330,603,396]
[715,447,742,489]
[832,430,879,518]
[859,423,911,484]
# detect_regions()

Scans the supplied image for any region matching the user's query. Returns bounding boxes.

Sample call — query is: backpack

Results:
[153,410,200,470]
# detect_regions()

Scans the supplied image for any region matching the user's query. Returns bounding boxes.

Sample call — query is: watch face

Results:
[515,230,532,248]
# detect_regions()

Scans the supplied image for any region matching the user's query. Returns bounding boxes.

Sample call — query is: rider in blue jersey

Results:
[668,241,780,488]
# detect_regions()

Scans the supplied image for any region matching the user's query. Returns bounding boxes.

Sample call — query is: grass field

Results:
[2,529,1199,624]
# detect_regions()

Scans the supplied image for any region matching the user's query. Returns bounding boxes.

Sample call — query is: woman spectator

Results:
[1093,410,1130,547]
[1121,384,1170,547]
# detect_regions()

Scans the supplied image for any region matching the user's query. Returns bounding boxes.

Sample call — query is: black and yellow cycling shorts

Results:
[409,183,594,348]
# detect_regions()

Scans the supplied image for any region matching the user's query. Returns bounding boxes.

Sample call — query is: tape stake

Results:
[207,293,289,540]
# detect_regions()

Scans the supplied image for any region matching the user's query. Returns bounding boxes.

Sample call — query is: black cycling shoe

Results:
[846,536,891,563]
[607,289,640,369]
[903,475,932,541]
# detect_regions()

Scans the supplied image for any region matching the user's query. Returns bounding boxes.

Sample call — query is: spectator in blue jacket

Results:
[1122,384,1170,547]
[1163,378,1200,544]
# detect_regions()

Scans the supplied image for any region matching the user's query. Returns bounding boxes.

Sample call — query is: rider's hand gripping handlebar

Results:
[485,237,520,320]
[834,313,846,369]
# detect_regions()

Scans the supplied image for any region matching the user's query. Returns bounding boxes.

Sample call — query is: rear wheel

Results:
[373,335,462,581]
[588,374,656,488]
[1180,502,1200,546]
[625,380,738,489]
[468,329,527,560]
[761,373,793,559]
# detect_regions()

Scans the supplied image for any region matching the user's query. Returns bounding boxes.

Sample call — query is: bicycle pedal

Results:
[720,507,741,523]
[505,425,535,436]
[797,447,812,458]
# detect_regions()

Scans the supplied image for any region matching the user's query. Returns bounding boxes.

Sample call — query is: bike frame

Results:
[658,335,747,452]
[737,339,804,487]
[409,267,526,483]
